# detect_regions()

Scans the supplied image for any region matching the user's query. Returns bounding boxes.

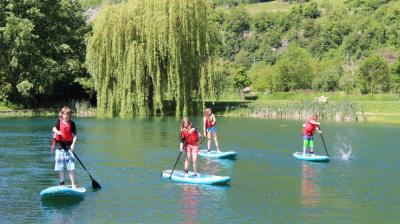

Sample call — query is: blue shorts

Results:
[303,135,313,141]
[207,126,217,134]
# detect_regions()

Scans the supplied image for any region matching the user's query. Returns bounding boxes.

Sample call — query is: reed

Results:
[71,100,97,117]
[219,100,357,122]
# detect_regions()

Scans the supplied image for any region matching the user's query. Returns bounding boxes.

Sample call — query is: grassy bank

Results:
[0,101,96,118]
[2,93,400,124]
[210,92,400,124]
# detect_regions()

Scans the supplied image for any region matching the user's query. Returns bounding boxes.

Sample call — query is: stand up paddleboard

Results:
[162,170,230,185]
[198,150,237,159]
[40,186,86,199]
[293,152,330,162]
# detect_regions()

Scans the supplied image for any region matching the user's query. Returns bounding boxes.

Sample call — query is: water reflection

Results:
[201,158,235,175]
[181,185,199,224]
[41,198,83,224]
[301,162,320,207]
[179,184,230,224]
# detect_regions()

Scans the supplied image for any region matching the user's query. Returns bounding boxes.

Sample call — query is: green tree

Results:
[248,62,275,92]
[86,0,218,117]
[233,65,251,92]
[275,45,313,91]
[221,6,250,60]
[357,55,390,94]
[210,59,234,100]
[390,57,400,94]
[312,60,342,91]
[0,0,89,105]
[291,2,320,19]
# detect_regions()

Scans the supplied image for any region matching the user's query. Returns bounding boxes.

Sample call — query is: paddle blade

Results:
[92,179,102,189]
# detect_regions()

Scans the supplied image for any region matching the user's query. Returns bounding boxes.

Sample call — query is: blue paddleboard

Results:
[293,152,330,162]
[162,170,230,185]
[40,186,86,199]
[198,150,237,159]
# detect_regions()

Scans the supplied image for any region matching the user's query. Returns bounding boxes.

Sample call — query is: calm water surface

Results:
[0,117,399,223]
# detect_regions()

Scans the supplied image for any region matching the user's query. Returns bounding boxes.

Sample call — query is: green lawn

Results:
[243,0,347,17]
[215,92,400,123]
[358,101,400,115]
[244,1,291,16]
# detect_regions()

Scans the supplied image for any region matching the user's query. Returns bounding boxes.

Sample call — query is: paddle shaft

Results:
[199,129,209,145]
[169,151,182,179]
[59,142,102,189]
[72,151,102,189]
[169,130,191,179]
[319,128,330,157]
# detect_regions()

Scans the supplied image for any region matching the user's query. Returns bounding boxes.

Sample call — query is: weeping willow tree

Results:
[86,0,219,117]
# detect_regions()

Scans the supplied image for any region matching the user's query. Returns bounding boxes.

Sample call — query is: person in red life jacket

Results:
[51,106,78,188]
[180,117,201,176]
[203,108,221,153]
[302,114,322,156]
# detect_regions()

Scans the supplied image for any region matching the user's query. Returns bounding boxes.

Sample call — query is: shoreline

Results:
[2,108,400,125]
[0,109,96,118]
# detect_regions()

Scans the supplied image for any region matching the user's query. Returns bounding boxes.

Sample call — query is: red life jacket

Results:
[51,119,73,150]
[205,115,216,129]
[182,128,200,145]
[60,119,73,142]
[303,120,318,136]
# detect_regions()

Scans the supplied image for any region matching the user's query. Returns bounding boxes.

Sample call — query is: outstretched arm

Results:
[52,127,62,135]
[309,120,320,126]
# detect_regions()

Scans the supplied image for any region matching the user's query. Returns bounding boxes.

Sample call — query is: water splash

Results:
[334,135,353,160]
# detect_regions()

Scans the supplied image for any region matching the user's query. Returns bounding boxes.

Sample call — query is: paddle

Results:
[318,127,330,157]
[71,151,102,189]
[169,130,190,179]
[199,129,209,145]
[169,151,183,179]
[60,142,102,189]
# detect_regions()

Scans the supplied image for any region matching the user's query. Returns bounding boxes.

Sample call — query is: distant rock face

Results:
[85,6,101,22]
[315,95,328,104]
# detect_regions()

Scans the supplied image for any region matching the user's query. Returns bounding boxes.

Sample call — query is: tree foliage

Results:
[233,65,251,92]
[357,55,390,94]
[0,0,89,105]
[86,0,218,117]
[275,45,313,91]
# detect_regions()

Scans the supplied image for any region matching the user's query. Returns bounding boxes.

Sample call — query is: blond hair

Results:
[181,117,191,129]
[59,106,72,117]
[204,108,213,121]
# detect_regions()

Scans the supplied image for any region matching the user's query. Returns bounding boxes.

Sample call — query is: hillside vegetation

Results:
[1,0,400,121]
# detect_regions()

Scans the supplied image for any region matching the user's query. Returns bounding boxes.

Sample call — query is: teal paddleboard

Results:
[198,150,237,159]
[162,170,230,185]
[293,152,330,162]
[40,186,86,199]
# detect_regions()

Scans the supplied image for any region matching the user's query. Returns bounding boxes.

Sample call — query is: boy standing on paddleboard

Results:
[180,118,201,176]
[203,108,221,152]
[51,106,78,188]
[302,114,322,156]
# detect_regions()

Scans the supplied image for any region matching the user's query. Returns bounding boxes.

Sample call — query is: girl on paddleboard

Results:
[180,118,201,176]
[203,108,221,152]
[302,114,322,156]
[51,106,78,188]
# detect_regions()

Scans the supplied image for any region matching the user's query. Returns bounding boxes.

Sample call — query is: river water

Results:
[0,117,399,223]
